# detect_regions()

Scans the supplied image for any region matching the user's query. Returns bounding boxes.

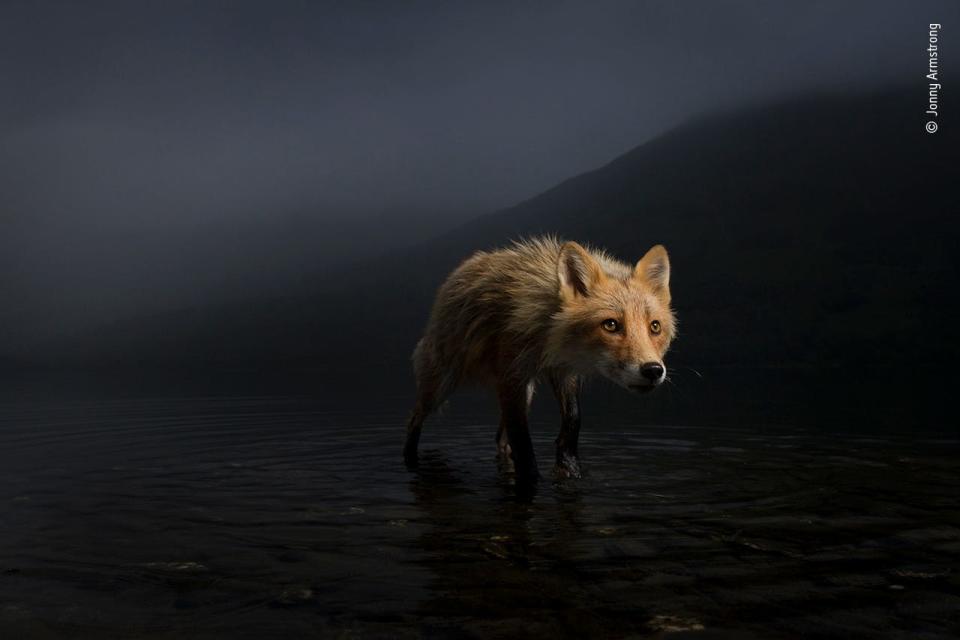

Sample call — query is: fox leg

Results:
[404,370,451,464]
[497,379,539,482]
[496,425,511,455]
[551,372,583,478]
[403,399,429,464]
[496,380,535,455]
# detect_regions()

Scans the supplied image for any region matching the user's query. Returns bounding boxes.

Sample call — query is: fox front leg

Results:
[496,380,539,483]
[551,373,583,478]
[496,424,511,455]
[496,379,535,456]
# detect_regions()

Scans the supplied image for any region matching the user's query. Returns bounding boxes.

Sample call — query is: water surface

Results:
[1,377,958,638]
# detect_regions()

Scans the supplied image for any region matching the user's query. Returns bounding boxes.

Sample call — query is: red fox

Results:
[403,236,675,480]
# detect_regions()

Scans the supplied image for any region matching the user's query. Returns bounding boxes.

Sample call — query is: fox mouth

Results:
[628,384,657,394]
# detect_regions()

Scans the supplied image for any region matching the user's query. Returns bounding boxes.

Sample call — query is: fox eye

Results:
[601,319,620,332]
[650,320,662,335]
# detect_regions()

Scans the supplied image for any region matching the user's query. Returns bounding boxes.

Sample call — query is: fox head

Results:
[548,242,675,393]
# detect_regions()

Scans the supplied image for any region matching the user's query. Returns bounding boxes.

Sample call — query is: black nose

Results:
[640,362,664,382]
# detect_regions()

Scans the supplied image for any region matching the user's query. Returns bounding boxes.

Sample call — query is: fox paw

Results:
[555,453,582,479]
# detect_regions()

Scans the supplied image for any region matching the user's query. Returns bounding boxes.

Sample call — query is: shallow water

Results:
[1,379,959,638]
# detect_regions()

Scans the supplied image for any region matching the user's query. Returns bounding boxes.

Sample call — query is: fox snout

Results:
[640,362,665,383]
[627,361,666,392]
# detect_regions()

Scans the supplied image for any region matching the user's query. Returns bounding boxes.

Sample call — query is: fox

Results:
[403,236,675,481]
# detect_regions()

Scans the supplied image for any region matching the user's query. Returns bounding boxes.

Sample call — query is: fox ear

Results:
[634,244,671,303]
[558,242,605,299]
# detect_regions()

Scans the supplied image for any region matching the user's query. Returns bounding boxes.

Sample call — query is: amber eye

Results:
[601,319,620,332]
[650,320,662,335]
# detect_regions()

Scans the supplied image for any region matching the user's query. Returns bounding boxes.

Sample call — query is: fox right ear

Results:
[558,242,604,299]
[634,244,671,303]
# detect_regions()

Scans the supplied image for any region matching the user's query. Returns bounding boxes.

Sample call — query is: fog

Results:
[2,0,954,350]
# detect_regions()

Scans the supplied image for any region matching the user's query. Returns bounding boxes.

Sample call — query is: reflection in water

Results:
[0,379,958,638]
[410,453,660,637]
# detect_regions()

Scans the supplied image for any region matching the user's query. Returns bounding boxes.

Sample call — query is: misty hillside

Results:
[16,87,960,387]
[0,198,472,351]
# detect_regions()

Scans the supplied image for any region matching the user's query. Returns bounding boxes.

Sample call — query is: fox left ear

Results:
[634,245,671,303]
[558,241,605,299]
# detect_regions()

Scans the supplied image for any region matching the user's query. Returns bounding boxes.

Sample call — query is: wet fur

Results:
[404,236,675,480]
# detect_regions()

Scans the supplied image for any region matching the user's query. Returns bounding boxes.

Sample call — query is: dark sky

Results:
[1,0,955,348]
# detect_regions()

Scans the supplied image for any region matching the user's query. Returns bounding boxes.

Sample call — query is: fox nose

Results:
[640,362,664,383]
